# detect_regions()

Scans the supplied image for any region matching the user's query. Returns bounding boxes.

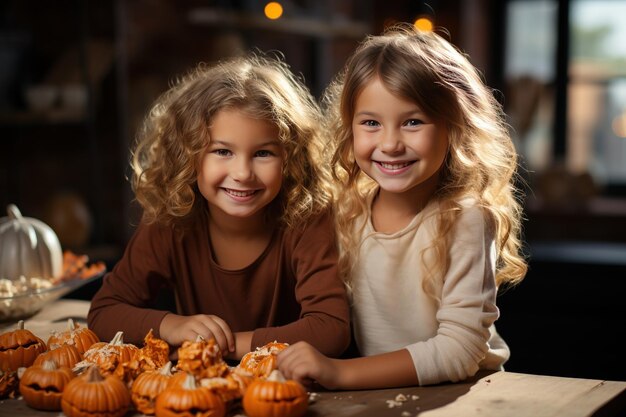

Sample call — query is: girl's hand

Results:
[277,341,342,389]
[159,313,235,354]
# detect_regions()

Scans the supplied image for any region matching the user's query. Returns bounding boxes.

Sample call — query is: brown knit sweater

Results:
[87,209,351,356]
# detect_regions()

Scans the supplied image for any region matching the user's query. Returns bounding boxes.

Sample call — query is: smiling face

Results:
[352,77,448,198]
[197,108,284,223]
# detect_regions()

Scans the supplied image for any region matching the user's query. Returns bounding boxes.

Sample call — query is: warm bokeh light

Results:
[414,17,434,32]
[612,112,626,138]
[264,2,283,20]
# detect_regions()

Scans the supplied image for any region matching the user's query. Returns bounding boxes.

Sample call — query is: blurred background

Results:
[1,0,624,381]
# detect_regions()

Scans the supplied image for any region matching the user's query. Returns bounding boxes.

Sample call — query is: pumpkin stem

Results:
[84,365,104,383]
[7,204,22,220]
[67,318,78,332]
[267,369,286,383]
[17,320,25,330]
[109,331,124,345]
[41,360,58,371]
[182,373,198,390]
[159,361,173,376]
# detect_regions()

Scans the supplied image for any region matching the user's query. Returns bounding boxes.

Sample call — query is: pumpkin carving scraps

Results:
[176,336,229,380]
[56,250,106,283]
[115,328,170,386]
[199,368,255,403]
[173,336,251,403]
[0,368,19,399]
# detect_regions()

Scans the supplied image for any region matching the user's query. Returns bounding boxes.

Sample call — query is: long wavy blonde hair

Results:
[131,53,331,228]
[326,24,527,294]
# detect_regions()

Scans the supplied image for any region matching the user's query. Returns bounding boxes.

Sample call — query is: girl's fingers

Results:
[290,361,316,386]
[278,342,304,363]
[163,315,235,352]
[277,353,297,375]
[277,347,299,370]
[208,315,235,352]
[199,320,229,351]
[279,347,313,379]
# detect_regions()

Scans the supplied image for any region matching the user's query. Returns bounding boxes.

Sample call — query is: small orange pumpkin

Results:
[0,320,47,371]
[75,330,138,375]
[243,370,308,417]
[131,361,174,415]
[47,318,99,355]
[61,365,131,417]
[155,372,226,417]
[34,343,82,369]
[239,341,289,378]
[19,360,75,411]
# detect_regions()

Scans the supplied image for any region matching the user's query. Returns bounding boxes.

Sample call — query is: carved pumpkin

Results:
[19,360,75,411]
[155,372,225,417]
[74,330,138,376]
[239,341,289,378]
[131,361,174,415]
[34,343,82,369]
[0,319,47,371]
[242,370,308,417]
[61,365,131,417]
[0,204,63,281]
[47,318,99,355]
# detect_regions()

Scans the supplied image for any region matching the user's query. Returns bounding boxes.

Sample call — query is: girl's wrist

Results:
[230,331,253,360]
[158,313,172,341]
[332,358,354,389]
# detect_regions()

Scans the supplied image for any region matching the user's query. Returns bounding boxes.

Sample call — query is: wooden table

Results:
[1,300,625,417]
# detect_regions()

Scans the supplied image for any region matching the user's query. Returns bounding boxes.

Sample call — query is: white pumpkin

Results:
[0,204,63,281]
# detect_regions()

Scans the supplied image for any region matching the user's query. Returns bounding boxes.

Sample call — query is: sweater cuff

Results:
[406,343,440,386]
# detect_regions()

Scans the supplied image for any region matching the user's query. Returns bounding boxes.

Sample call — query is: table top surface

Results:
[1,300,625,417]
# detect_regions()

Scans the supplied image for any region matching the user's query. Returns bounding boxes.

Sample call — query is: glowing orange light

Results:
[264,2,283,20]
[414,17,434,32]
[612,112,626,138]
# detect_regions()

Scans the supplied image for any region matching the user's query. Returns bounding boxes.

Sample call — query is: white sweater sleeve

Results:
[405,206,501,385]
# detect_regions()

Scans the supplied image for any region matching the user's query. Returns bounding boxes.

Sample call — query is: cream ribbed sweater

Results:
[350,197,510,385]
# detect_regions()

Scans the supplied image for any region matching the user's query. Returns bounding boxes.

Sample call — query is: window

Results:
[504,0,626,203]
[570,0,626,185]
[505,0,557,173]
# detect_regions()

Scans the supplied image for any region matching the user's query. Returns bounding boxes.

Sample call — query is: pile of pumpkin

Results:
[0,320,309,417]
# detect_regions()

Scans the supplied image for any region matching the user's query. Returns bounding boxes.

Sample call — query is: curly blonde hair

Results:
[325,24,527,293]
[131,53,332,228]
